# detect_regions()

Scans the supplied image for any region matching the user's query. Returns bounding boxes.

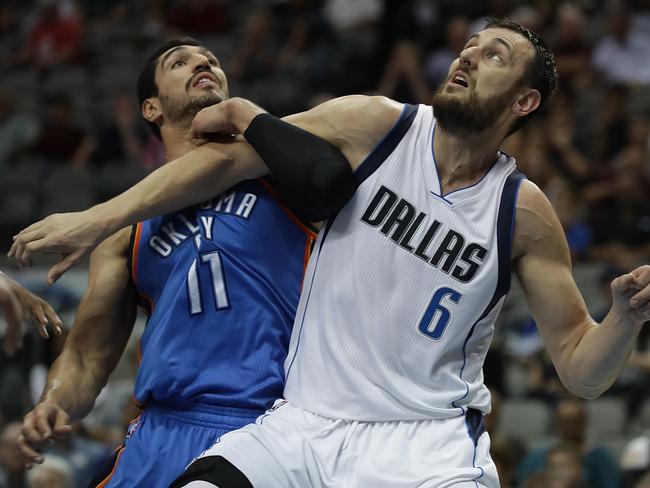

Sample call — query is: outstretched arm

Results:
[514,180,649,399]
[9,95,402,283]
[16,228,136,467]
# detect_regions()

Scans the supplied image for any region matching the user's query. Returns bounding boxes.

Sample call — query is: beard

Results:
[432,83,517,136]
[159,91,225,125]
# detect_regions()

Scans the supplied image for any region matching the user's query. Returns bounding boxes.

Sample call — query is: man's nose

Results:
[193,57,211,73]
[458,47,477,69]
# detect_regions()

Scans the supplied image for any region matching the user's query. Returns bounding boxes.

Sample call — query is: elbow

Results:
[562,371,612,400]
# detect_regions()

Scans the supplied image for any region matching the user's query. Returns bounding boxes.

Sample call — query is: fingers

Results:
[629,266,650,311]
[16,433,43,468]
[0,290,22,357]
[18,405,71,468]
[32,305,50,339]
[52,409,72,437]
[41,302,63,336]
[48,250,85,285]
[611,273,637,297]
[9,229,47,268]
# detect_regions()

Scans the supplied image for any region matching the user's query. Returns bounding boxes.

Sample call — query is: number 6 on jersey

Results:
[418,287,463,341]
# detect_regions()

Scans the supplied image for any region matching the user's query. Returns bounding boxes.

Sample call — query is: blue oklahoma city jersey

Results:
[129,178,315,412]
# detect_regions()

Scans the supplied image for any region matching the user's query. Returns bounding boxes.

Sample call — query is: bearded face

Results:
[158,90,224,125]
[431,82,518,136]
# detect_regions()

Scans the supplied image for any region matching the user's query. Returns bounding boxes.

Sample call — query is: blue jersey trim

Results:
[451,169,525,413]
[283,246,324,382]
[354,103,418,186]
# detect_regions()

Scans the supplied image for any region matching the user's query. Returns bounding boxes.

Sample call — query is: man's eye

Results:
[487,51,501,61]
[171,60,185,68]
[209,59,218,66]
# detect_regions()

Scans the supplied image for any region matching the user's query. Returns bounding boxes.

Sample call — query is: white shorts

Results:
[191,400,499,488]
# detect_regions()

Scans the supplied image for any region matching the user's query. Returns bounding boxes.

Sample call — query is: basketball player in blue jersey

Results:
[12,37,354,487]
[11,19,650,487]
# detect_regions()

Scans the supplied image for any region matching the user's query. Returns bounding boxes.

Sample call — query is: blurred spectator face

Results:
[446,18,470,54]
[546,445,584,488]
[610,12,630,41]
[557,3,585,43]
[555,399,586,444]
[432,27,536,134]
[150,45,229,127]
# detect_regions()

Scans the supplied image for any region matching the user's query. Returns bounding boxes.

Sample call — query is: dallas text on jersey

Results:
[360,185,488,283]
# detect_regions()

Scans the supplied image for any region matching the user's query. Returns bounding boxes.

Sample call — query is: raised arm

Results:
[10,95,402,283]
[513,180,650,399]
[16,228,137,467]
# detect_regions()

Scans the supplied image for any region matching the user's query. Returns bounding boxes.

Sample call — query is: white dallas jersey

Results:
[284,103,524,421]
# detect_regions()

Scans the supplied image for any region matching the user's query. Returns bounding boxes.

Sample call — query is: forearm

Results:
[566,312,642,398]
[93,142,266,233]
[39,346,112,421]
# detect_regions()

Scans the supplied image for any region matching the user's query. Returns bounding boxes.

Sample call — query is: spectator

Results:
[166,0,230,36]
[549,3,591,95]
[21,0,83,72]
[591,8,650,86]
[424,16,469,90]
[89,92,148,167]
[0,92,39,167]
[517,398,621,488]
[27,94,94,166]
[377,40,431,104]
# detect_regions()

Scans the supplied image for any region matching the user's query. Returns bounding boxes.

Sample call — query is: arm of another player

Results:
[191,96,402,221]
[0,271,62,356]
[17,228,137,468]
[514,180,649,399]
[9,95,402,282]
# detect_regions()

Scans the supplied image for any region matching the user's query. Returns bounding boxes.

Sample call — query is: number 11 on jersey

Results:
[418,287,463,341]
[187,251,230,314]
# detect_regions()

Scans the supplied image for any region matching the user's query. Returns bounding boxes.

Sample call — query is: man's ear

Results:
[142,98,163,126]
[512,89,541,117]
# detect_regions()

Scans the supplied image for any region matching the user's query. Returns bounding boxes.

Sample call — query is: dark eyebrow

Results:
[160,46,187,69]
[492,37,513,59]
[464,33,514,60]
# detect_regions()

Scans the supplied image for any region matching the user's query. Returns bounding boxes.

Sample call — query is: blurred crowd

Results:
[1,0,650,487]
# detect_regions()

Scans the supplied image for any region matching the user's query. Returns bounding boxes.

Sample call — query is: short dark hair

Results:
[485,18,558,134]
[137,36,205,139]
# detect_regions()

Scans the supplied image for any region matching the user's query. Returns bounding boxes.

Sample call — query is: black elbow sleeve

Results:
[243,114,357,222]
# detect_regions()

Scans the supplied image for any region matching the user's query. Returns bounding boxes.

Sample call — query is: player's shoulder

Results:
[318,95,402,126]
[91,227,132,260]
[512,179,563,259]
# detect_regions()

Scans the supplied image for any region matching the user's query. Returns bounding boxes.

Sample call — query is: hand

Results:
[611,265,650,324]
[8,206,112,284]
[17,402,73,469]
[191,97,266,140]
[0,274,62,356]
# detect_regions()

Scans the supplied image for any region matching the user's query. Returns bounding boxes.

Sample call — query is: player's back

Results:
[284,104,524,421]
[130,179,315,413]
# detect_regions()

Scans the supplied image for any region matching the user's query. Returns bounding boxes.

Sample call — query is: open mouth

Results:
[450,72,469,88]
[451,77,469,88]
[192,74,218,88]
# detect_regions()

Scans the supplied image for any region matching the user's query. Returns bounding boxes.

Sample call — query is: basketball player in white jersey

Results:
[10,19,650,487]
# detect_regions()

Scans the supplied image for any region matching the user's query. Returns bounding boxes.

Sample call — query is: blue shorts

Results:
[92,402,261,488]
